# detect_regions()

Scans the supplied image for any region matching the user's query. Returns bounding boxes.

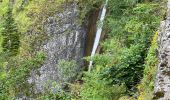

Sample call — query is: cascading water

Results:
[88,0,108,72]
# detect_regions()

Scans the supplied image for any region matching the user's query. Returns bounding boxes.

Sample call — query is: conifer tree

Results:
[1,5,20,56]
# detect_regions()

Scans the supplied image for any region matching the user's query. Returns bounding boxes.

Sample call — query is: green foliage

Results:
[110,44,145,90]
[85,54,113,68]
[0,52,45,99]
[0,0,8,16]
[58,59,78,83]
[0,0,166,99]
[37,92,72,100]
[80,71,126,100]
[78,0,103,23]
[138,32,158,100]
[77,0,166,99]
[1,6,20,56]
[0,0,75,99]
[101,0,165,95]
[37,80,72,100]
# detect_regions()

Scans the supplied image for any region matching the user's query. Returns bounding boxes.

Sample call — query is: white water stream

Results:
[88,0,108,72]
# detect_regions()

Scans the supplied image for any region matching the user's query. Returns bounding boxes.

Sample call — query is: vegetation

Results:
[80,71,126,100]
[77,0,166,99]
[138,31,159,100]
[1,5,20,57]
[58,59,79,83]
[0,52,45,99]
[0,0,167,99]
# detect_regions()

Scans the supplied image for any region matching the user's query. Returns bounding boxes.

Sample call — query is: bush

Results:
[58,59,79,83]
[110,44,145,91]
[80,71,126,100]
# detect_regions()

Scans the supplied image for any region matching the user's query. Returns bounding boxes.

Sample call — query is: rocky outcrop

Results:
[153,0,170,99]
[27,2,87,94]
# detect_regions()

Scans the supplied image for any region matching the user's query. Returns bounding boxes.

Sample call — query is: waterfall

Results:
[88,0,108,72]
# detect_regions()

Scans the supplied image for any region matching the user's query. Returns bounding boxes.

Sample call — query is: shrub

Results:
[80,71,126,100]
[58,59,78,83]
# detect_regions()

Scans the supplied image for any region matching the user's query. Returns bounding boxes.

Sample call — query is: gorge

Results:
[0,0,169,100]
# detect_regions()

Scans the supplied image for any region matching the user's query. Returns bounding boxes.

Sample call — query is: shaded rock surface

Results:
[154,0,170,99]
[27,2,86,93]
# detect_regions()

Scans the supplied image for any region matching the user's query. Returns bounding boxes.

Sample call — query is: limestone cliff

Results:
[154,0,170,99]
[27,2,87,94]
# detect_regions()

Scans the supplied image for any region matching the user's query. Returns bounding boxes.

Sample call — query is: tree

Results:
[1,5,20,56]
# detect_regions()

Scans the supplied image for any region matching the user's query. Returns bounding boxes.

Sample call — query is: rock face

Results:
[28,2,86,93]
[154,0,170,99]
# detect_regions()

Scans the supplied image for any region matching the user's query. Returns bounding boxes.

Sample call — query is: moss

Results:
[0,0,67,98]
[137,31,158,100]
